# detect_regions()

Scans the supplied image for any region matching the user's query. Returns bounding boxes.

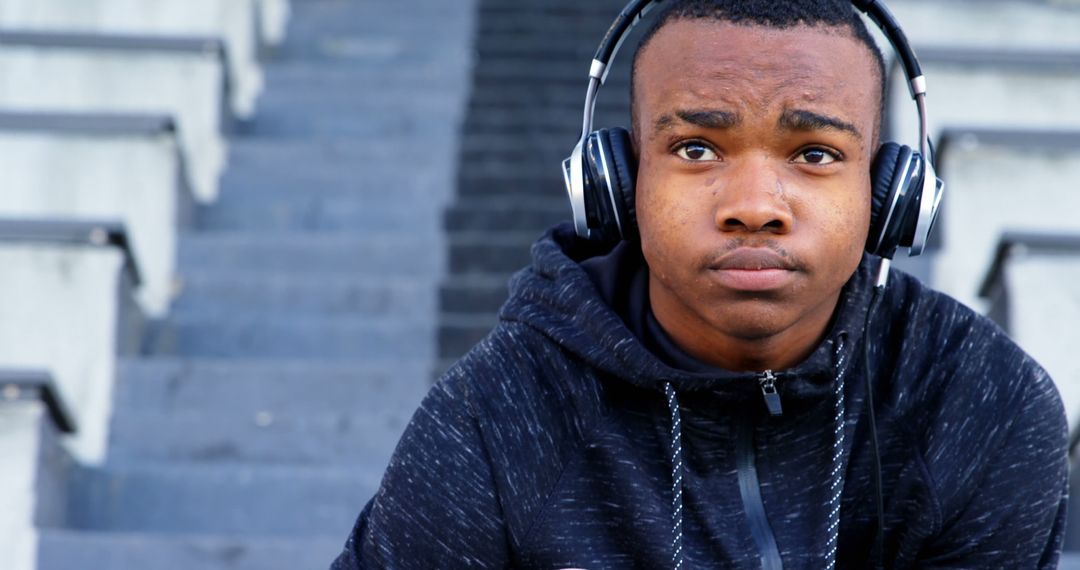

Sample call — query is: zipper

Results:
[758,370,783,417]
[737,421,784,570]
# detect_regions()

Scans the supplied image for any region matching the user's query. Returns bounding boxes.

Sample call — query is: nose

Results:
[714,159,793,234]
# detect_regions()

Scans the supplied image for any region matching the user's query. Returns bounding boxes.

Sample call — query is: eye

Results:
[792,147,840,165]
[674,141,719,162]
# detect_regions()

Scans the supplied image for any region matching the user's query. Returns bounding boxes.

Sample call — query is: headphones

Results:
[562,0,945,261]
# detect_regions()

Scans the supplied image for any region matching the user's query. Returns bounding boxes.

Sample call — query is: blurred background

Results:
[0,0,1078,568]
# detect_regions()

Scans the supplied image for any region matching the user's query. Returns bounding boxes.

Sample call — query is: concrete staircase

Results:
[36,1,476,568]
[439,0,633,370]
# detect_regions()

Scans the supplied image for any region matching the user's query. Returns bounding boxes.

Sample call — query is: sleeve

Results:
[330,376,511,569]
[917,363,1069,569]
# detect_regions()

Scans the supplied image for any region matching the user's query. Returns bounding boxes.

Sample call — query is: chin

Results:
[709,304,795,341]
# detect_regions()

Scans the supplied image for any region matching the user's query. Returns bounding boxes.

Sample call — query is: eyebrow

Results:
[654,109,740,132]
[778,109,863,142]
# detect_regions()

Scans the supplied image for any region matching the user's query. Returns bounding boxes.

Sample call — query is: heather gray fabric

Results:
[332,223,1067,569]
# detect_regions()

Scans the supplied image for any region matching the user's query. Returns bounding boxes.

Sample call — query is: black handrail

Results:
[0,368,76,434]
[0,218,143,287]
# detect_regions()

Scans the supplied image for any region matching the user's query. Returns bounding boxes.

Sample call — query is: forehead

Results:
[634,20,879,129]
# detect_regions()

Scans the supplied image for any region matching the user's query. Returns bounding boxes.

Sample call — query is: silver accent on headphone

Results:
[908,92,939,255]
[909,75,927,97]
[581,77,601,140]
[589,59,606,81]
[875,257,892,288]
[566,140,590,238]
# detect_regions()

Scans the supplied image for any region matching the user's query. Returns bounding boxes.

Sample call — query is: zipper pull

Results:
[758,370,783,417]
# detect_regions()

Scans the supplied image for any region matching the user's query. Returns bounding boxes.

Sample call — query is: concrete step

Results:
[474,15,617,43]
[274,35,470,69]
[226,136,456,171]
[461,133,584,165]
[108,410,408,467]
[1059,553,1080,570]
[472,61,631,87]
[457,172,568,199]
[263,62,470,91]
[201,178,447,231]
[149,313,435,360]
[462,103,625,133]
[67,464,376,535]
[468,82,628,109]
[243,109,460,138]
[449,231,538,276]
[282,0,469,65]
[173,272,436,317]
[440,274,512,315]
[457,157,561,179]
[479,0,624,15]
[445,196,567,233]
[177,232,444,278]
[258,81,461,113]
[38,530,345,570]
[217,169,454,204]
[114,358,430,417]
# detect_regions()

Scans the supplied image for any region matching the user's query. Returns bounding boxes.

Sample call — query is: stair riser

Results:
[174,277,436,317]
[198,200,442,233]
[67,467,378,535]
[109,414,409,467]
[151,320,436,360]
[38,531,346,570]
[178,239,444,277]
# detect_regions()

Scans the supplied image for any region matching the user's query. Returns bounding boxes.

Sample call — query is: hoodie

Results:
[332,224,1068,569]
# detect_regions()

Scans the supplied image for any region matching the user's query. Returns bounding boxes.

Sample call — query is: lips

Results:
[707,248,797,291]
[709,248,796,271]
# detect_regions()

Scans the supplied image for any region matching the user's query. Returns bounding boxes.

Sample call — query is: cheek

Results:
[799,183,870,266]
[636,173,699,281]
[831,185,872,265]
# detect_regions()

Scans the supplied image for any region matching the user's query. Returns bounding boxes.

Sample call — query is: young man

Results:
[333,1,1068,568]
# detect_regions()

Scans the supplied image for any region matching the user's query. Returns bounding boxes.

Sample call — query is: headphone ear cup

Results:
[867,142,916,257]
[600,127,639,241]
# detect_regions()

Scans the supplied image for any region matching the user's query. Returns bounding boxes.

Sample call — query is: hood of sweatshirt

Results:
[499,223,876,413]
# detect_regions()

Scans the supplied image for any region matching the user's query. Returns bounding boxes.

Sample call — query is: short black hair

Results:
[630,0,887,143]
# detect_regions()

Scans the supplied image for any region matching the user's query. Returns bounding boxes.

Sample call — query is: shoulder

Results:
[880,270,1066,502]
[442,320,606,418]
[439,319,611,460]
[881,269,1052,396]
[438,321,615,542]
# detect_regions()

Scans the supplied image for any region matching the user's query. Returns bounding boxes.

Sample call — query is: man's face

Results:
[633,20,880,368]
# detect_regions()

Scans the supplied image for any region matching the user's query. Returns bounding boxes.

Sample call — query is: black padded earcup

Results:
[867,142,911,256]
[601,127,639,240]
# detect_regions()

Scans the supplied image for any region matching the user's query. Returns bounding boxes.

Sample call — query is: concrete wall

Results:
[1001,254,1080,431]
[0,46,225,203]
[0,0,264,118]
[0,132,182,317]
[933,143,1080,309]
[887,63,1080,152]
[0,402,48,570]
[257,0,290,48]
[888,0,1080,51]
[0,245,127,464]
